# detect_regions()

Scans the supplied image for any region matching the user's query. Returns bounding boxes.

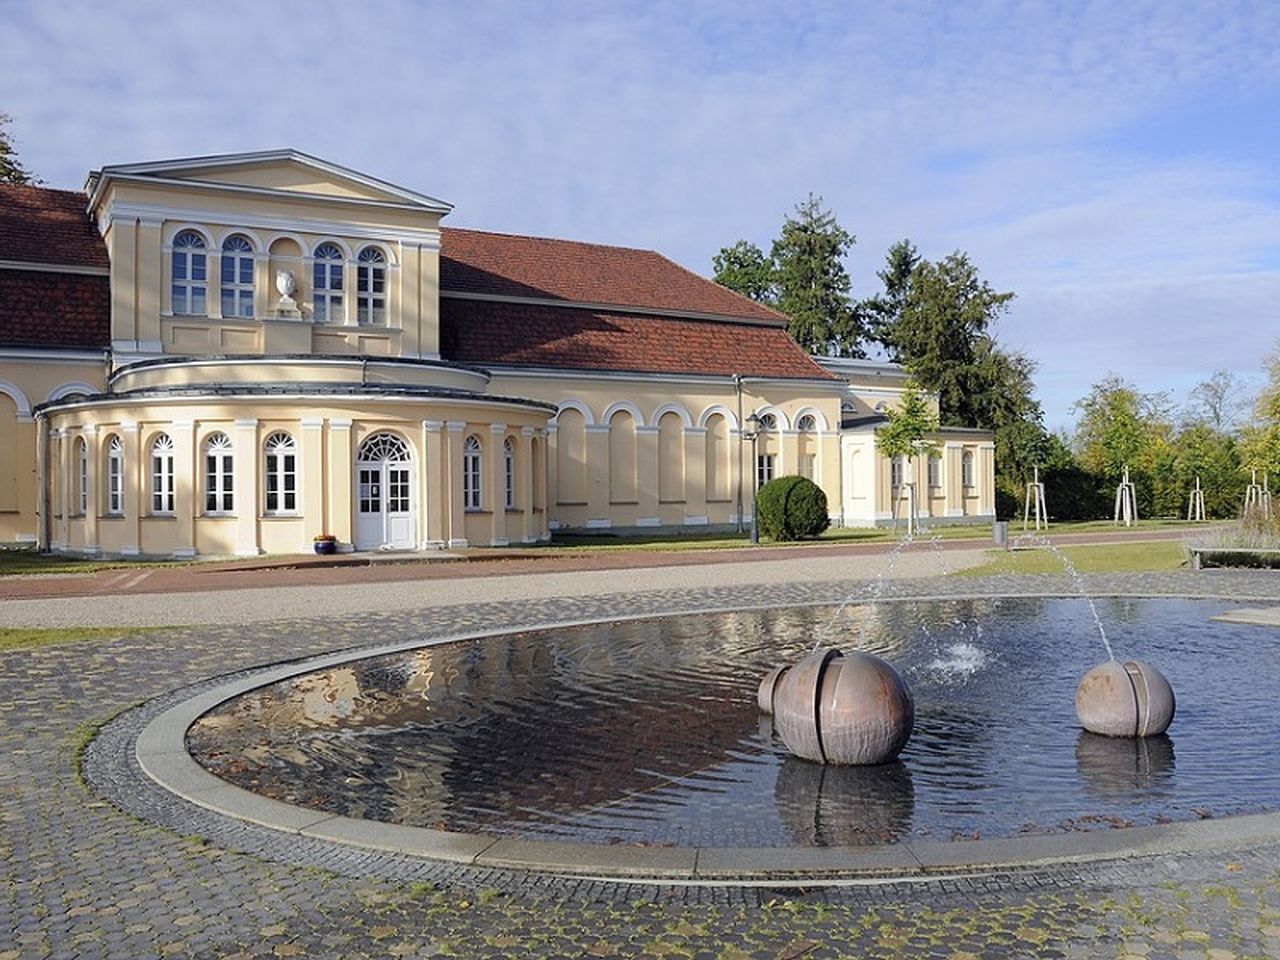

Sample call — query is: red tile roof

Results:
[0,185,106,268]
[0,269,110,349]
[441,227,787,325]
[441,299,835,380]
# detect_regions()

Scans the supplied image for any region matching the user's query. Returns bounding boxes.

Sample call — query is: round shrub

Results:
[756,475,830,541]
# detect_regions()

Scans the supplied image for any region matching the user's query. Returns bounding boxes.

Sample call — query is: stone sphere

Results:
[771,649,914,765]
[1075,659,1176,737]
[757,664,787,715]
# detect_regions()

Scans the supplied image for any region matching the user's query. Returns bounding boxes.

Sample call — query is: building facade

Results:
[0,151,993,557]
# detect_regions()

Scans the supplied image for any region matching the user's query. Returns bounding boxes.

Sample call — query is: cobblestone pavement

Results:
[5,567,1280,958]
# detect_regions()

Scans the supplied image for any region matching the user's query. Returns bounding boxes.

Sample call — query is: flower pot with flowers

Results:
[313,534,338,555]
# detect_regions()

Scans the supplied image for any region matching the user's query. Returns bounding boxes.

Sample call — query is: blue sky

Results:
[2,0,1277,431]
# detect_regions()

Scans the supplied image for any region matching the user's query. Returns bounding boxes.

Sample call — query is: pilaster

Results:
[422,420,446,548]
[445,421,467,548]
[121,421,141,555]
[83,426,99,554]
[233,419,260,556]
[171,419,196,557]
[301,418,325,550]
[329,419,353,548]
[488,424,508,546]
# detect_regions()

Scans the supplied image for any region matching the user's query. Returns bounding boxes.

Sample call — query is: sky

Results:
[2,0,1278,431]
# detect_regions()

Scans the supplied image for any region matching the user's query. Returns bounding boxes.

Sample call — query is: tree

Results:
[876,384,939,531]
[1071,375,1174,517]
[863,239,920,350]
[711,240,776,305]
[1184,370,1250,433]
[771,194,865,357]
[881,251,1015,427]
[0,114,38,186]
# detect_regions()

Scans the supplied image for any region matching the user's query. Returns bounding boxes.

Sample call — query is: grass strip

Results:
[956,540,1189,577]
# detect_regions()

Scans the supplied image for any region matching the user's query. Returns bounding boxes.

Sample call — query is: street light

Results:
[744,412,761,544]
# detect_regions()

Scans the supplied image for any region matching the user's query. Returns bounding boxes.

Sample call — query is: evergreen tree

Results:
[0,114,38,186]
[771,194,865,357]
[863,238,920,354]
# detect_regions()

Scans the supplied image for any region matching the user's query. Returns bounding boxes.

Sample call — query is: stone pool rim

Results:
[135,595,1280,882]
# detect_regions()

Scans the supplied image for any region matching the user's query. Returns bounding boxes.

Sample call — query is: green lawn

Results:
[0,548,186,577]
[0,626,164,653]
[957,540,1190,577]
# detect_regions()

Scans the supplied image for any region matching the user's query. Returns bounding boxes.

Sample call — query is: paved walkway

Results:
[4,553,1280,958]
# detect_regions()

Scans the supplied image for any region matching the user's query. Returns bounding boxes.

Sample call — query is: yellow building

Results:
[0,150,993,557]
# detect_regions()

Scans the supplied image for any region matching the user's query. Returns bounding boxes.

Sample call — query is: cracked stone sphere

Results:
[768,649,914,765]
[1075,659,1176,737]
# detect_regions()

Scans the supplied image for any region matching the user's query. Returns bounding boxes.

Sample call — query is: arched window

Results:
[928,453,942,488]
[503,437,516,510]
[220,235,255,318]
[356,246,387,325]
[75,437,88,515]
[204,432,234,514]
[264,432,297,514]
[358,432,411,463]
[463,435,482,510]
[962,450,975,488]
[758,412,778,431]
[171,231,207,316]
[106,435,124,516]
[151,434,175,514]
[796,414,816,433]
[313,242,344,322]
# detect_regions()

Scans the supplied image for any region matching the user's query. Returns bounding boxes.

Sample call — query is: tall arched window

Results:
[356,246,387,325]
[264,432,297,514]
[204,432,234,514]
[75,437,88,515]
[962,450,975,488]
[795,414,816,480]
[106,435,124,516]
[503,437,516,510]
[171,231,207,316]
[220,235,255,318]
[313,242,344,322]
[151,434,175,514]
[463,435,482,510]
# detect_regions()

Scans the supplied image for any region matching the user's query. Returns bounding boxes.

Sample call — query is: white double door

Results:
[355,459,415,550]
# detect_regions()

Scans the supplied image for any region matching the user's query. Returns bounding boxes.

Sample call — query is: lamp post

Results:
[745,413,761,544]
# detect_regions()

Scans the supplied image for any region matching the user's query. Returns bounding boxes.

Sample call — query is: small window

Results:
[264,432,297,514]
[890,455,904,488]
[758,412,778,431]
[756,453,775,488]
[928,454,941,488]
[313,242,344,322]
[962,450,975,488]
[172,231,208,316]
[106,435,124,516]
[356,246,387,325]
[463,435,482,510]
[151,434,175,514]
[204,432,234,514]
[796,414,816,433]
[503,437,516,510]
[220,235,255,318]
[75,438,88,515]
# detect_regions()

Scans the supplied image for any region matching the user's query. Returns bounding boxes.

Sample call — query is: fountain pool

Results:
[186,597,1277,849]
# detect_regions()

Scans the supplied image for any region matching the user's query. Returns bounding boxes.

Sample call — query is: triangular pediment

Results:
[89,150,451,213]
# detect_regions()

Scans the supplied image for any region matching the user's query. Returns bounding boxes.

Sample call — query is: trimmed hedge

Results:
[756,475,830,541]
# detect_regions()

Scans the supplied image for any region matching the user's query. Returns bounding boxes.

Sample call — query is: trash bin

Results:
[993,520,1008,548]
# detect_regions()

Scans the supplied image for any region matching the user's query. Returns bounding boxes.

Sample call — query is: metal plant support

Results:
[1187,475,1206,522]
[1113,465,1137,527]
[1024,464,1048,532]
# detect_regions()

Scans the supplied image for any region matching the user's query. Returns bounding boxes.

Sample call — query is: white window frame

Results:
[171,231,208,316]
[891,455,904,488]
[503,437,515,510]
[313,242,344,323]
[75,438,88,516]
[151,434,175,515]
[756,453,775,489]
[356,246,387,326]
[106,435,124,516]
[264,432,298,515]
[463,435,483,510]
[220,235,255,318]
[204,432,235,515]
[927,454,942,488]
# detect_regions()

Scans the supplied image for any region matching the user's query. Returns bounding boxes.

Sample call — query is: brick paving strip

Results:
[4,558,1280,957]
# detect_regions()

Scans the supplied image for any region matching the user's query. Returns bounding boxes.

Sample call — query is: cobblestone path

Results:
[4,568,1280,958]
